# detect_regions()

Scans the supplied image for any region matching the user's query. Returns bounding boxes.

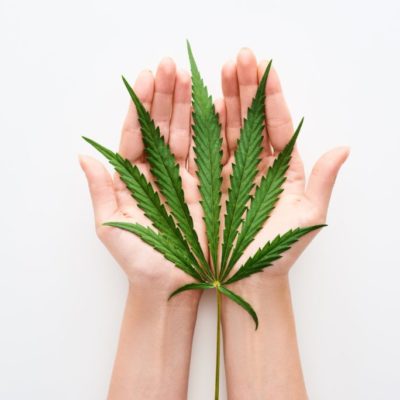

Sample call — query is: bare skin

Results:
[80,50,348,399]
[80,59,209,399]
[219,48,349,399]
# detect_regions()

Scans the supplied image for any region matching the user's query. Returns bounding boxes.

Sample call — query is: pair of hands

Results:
[80,47,349,300]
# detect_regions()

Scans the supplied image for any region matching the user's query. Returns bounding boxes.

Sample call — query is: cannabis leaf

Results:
[217,285,259,328]
[81,137,210,282]
[219,60,272,279]
[224,225,326,284]
[187,41,223,274]
[220,117,304,282]
[83,41,325,400]
[168,282,214,299]
[103,221,202,281]
[121,76,210,278]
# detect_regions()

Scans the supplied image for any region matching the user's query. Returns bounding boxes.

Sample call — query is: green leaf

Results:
[218,286,259,329]
[224,225,326,284]
[168,282,214,300]
[82,137,209,281]
[219,61,272,279]
[187,41,223,275]
[103,222,203,281]
[122,76,210,278]
[222,119,304,281]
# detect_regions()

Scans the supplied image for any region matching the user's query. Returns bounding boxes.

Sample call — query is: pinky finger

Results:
[306,147,350,215]
[79,155,118,228]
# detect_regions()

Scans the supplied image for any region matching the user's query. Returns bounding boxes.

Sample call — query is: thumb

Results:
[306,146,350,215]
[79,155,118,228]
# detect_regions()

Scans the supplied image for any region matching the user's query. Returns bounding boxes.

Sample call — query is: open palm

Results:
[80,58,208,292]
[80,50,348,292]
[219,49,349,282]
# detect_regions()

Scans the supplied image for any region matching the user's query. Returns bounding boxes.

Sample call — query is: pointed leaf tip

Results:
[186,41,195,67]
[102,221,117,227]
[122,75,132,91]
[186,39,192,52]
[121,76,137,99]
[225,224,327,285]
[260,59,273,84]
[289,117,305,145]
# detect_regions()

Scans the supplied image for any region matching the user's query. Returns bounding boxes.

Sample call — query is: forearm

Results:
[108,283,200,400]
[222,275,307,400]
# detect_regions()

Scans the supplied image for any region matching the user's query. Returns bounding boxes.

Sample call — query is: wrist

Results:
[223,273,290,307]
[221,274,292,342]
[109,283,200,400]
[221,273,308,400]
[128,279,202,312]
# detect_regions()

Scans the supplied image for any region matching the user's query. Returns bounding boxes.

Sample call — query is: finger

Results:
[113,172,135,210]
[169,69,191,165]
[257,60,273,156]
[261,62,306,187]
[79,155,118,228]
[282,147,306,195]
[150,57,176,143]
[237,48,258,123]
[119,70,154,163]
[221,60,241,154]
[113,164,154,210]
[306,147,350,214]
[263,65,294,152]
[215,97,228,165]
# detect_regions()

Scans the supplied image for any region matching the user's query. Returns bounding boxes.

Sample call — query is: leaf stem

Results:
[214,286,221,400]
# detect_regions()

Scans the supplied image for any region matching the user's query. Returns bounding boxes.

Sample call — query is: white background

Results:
[1,0,399,398]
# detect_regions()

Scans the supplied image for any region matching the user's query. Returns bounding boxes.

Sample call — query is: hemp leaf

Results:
[83,41,324,399]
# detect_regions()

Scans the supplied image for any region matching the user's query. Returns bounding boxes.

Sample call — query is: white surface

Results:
[1,0,399,398]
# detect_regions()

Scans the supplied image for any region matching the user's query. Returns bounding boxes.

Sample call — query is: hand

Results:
[220,48,349,282]
[80,58,222,399]
[220,48,349,400]
[80,57,217,296]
